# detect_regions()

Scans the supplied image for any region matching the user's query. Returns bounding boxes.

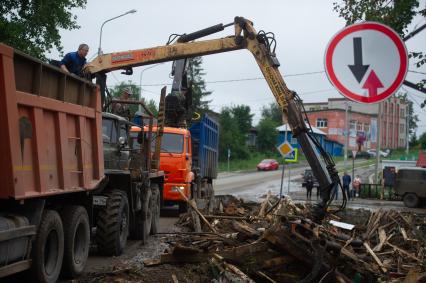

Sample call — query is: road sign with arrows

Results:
[325,22,408,104]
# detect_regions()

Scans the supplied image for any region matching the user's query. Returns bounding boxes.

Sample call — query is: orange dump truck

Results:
[132,113,219,212]
[0,44,163,283]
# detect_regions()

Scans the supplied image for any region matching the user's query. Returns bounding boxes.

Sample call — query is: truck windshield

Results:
[102,119,116,143]
[132,132,184,153]
[160,133,184,153]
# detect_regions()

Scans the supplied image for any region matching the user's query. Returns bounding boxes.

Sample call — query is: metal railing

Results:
[359,184,401,201]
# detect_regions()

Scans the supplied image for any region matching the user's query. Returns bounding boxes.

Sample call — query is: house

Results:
[276,123,343,157]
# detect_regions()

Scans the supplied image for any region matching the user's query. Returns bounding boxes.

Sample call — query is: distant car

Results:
[348,151,370,159]
[394,168,426,208]
[257,159,279,171]
[367,149,389,158]
[302,169,319,188]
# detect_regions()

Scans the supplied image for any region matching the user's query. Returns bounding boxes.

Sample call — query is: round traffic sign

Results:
[325,22,408,104]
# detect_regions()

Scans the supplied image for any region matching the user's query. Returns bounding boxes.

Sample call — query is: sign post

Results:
[352,150,357,192]
[227,148,231,173]
[277,141,296,197]
[325,22,408,186]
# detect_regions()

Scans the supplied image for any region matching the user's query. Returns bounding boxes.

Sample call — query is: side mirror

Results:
[102,134,110,143]
[118,136,126,147]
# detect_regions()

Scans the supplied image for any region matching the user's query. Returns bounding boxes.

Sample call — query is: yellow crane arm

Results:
[84,16,344,219]
[84,17,291,111]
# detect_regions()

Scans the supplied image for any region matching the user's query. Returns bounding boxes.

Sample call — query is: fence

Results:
[359,184,401,201]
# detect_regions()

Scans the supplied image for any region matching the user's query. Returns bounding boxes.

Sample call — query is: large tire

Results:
[150,184,161,235]
[403,193,419,208]
[130,187,152,243]
[60,206,90,278]
[96,190,129,256]
[142,188,153,242]
[32,210,64,283]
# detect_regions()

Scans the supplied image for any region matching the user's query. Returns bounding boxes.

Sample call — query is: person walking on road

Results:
[306,174,314,200]
[342,172,352,200]
[353,175,361,198]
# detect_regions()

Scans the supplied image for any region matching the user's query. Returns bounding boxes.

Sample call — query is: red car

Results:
[257,159,279,171]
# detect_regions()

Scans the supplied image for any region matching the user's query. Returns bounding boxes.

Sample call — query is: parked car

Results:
[257,159,279,171]
[394,168,426,208]
[348,151,371,159]
[301,169,320,188]
[367,149,389,158]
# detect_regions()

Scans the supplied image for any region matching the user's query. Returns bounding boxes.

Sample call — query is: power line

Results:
[104,70,325,88]
[407,93,426,113]
[143,70,325,86]
[408,70,426,75]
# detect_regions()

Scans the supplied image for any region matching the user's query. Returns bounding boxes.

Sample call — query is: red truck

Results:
[0,44,163,283]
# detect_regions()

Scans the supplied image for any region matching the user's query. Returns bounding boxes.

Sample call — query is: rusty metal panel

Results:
[0,44,104,200]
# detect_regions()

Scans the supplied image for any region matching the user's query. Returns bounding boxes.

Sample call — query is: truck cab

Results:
[131,126,194,208]
[102,112,131,170]
[157,127,193,206]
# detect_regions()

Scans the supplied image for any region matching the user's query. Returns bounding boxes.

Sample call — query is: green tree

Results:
[333,0,420,36]
[333,0,426,106]
[0,0,87,60]
[188,57,212,113]
[231,105,254,134]
[261,103,282,125]
[109,81,158,117]
[409,132,418,147]
[397,92,419,135]
[256,117,279,152]
[419,132,426,149]
[218,107,249,161]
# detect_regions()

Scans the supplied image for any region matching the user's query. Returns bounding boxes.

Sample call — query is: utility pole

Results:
[406,105,410,156]
[375,102,382,184]
[344,101,349,170]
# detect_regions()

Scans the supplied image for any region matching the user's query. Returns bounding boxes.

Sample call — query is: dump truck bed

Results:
[0,44,104,200]
[189,113,219,179]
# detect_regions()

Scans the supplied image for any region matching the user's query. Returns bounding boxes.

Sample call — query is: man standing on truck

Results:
[112,87,132,118]
[60,43,89,76]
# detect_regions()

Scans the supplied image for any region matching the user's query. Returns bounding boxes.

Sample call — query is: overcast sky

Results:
[53,0,426,135]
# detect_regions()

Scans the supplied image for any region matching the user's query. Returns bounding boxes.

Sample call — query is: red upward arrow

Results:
[362,70,383,97]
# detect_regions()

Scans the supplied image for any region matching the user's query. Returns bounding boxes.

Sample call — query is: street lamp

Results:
[138,63,164,112]
[98,9,137,56]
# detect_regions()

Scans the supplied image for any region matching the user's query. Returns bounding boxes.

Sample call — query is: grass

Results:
[218,151,376,173]
[218,152,296,172]
[383,148,419,161]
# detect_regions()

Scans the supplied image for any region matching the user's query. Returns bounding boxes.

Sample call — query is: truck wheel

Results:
[60,206,90,278]
[32,210,64,283]
[130,188,152,243]
[96,190,129,256]
[150,184,161,235]
[142,188,153,242]
[403,193,419,208]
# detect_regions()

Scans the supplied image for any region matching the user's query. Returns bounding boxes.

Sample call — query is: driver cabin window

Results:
[102,119,117,143]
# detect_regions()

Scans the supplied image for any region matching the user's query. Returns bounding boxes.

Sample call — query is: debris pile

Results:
[146,193,426,282]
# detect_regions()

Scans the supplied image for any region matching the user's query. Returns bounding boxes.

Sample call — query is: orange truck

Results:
[131,113,219,212]
[0,44,163,283]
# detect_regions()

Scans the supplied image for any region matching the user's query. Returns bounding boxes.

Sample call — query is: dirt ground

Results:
[71,208,211,283]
